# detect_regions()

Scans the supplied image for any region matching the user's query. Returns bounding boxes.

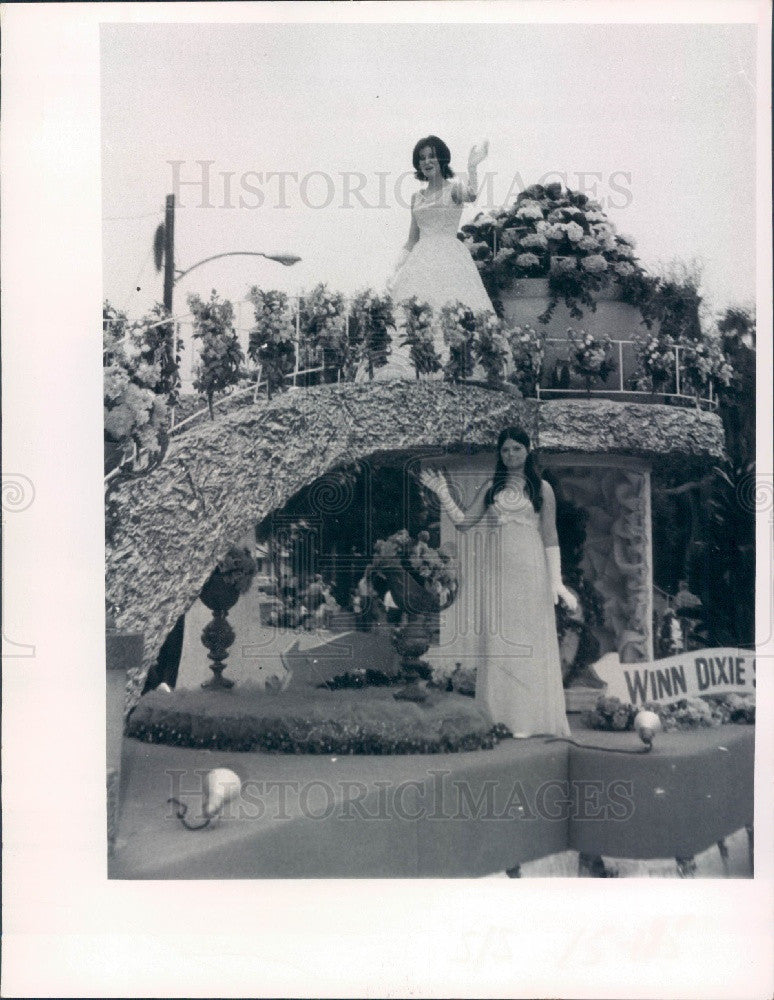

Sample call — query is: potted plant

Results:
[474,311,510,385]
[398,297,442,378]
[199,545,257,689]
[348,288,396,380]
[364,529,458,701]
[188,290,244,419]
[299,283,348,381]
[246,287,296,400]
[507,323,547,397]
[440,302,477,383]
[566,326,615,395]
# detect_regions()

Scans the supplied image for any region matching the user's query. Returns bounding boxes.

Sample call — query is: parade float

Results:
[105,183,755,878]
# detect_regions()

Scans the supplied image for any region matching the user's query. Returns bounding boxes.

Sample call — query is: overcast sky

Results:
[102,21,757,324]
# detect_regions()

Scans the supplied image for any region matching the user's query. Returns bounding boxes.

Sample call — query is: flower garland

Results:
[586,693,755,732]
[398,297,442,378]
[440,301,478,382]
[246,287,296,399]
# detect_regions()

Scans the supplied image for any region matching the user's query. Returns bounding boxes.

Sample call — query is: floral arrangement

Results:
[631,329,679,394]
[103,302,170,464]
[679,335,734,398]
[398,297,442,378]
[188,291,245,419]
[586,693,755,732]
[440,301,477,382]
[214,545,257,594]
[507,322,547,396]
[299,283,347,372]
[246,287,296,399]
[655,609,686,658]
[459,182,645,319]
[566,326,614,391]
[366,528,459,610]
[264,571,340,631]
[474,311,510,385]
[348,289,395,379]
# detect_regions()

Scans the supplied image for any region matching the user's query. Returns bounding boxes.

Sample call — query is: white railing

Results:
[535,338,716,408]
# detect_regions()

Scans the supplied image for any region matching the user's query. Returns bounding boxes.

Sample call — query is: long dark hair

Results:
[485,427,543,513]
[412,136,454,181]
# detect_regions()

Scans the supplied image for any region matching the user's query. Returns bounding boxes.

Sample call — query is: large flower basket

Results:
[381,566,455,702]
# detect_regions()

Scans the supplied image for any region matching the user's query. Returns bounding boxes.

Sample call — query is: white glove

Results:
[546,546,578,612]
[420,469,465,525]
[386,245,411,295]
[468,140,489,168]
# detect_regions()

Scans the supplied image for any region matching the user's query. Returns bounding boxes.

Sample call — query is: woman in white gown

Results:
[375,136,495,380]
[420,427,577,739]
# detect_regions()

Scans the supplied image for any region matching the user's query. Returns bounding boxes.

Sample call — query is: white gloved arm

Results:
[435,480,466,526]
[546,546,578,612]
[387,194,419,294]
[456,140,489,202]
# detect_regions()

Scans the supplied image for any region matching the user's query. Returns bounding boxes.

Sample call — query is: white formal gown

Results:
[373,179,495,380]
[465,483,571,738]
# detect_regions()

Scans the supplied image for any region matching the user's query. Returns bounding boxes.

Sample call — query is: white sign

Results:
[592,648,756,706]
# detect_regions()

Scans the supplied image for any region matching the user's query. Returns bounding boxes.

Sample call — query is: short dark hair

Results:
[412,136,454,181]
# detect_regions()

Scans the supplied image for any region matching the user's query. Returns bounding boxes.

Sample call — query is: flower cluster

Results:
[440,301,478,382]
[367,529,459,609]
[633,329,678,392]
[566,327,614,385]
[586,695,635,731]
[679,336,734,397]
[398,297,442,377]
[585,693,755,732]
[474,311,510,385]
[299,283,347,369]
[215,545,257,594]
[349,288,396,378]
[507,323,547,396]
[103,303,170,460]
[246,287,296,398]
[459,182,645,318]
[189,291,245,418]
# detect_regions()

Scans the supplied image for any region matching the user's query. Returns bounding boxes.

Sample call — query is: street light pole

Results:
[174,250,301,284]
[163,194,175,313]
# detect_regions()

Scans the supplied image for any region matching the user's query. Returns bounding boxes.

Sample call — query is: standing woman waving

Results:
[420,427,576,739]
[374,136,495,378]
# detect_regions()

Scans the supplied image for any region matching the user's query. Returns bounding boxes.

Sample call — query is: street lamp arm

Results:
[174,251,301,284]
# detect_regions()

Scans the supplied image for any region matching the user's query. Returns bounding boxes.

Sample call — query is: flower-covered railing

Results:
[536,336,719,406]
[104,284,732,483]
[103,266,734,484]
